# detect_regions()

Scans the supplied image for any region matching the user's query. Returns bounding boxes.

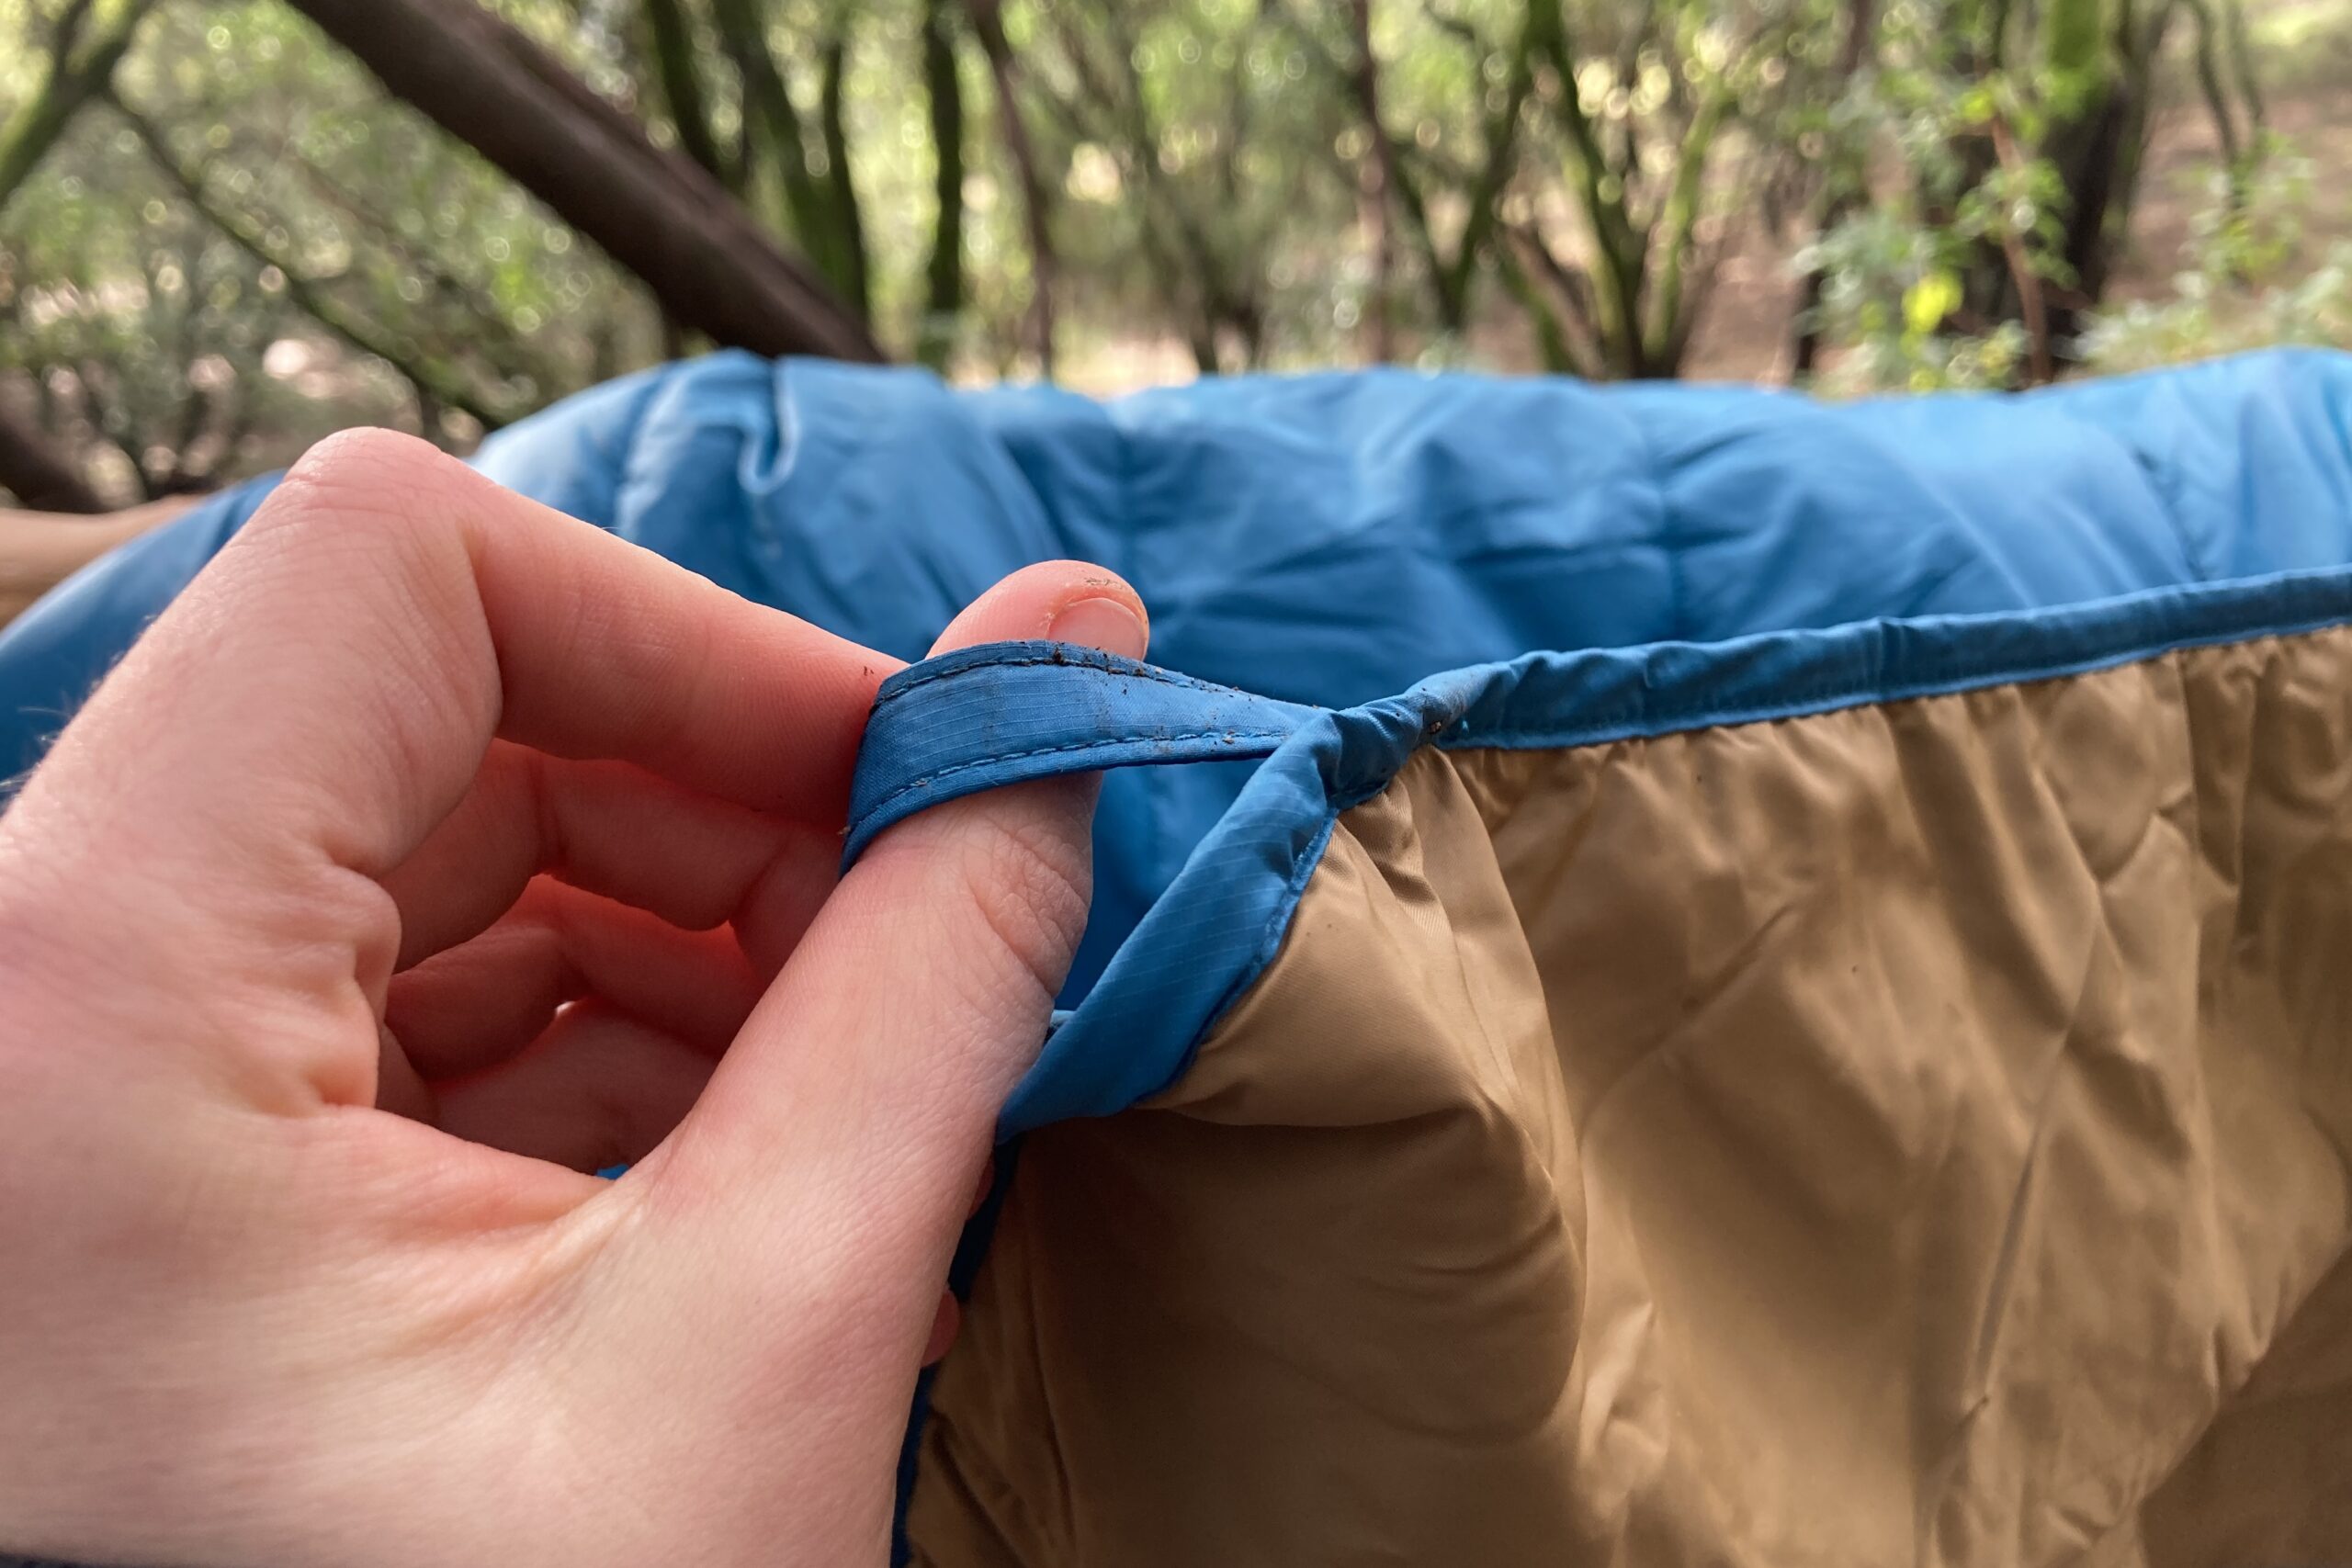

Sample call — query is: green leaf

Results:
[1903,268,1962,335]
[2038,0,2109,115]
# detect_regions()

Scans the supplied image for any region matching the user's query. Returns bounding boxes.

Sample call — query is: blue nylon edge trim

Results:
[842,639,1324,867]
[1426,561,2352,752]
[854,561,2352,1138]
[995,694,1431,1132]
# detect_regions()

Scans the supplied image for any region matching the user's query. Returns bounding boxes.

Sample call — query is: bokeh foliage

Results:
[0,0,2344,504]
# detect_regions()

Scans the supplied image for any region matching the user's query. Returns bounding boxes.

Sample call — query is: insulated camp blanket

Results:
[6,350,2352,1566]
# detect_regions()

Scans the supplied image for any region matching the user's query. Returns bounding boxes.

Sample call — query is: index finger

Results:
[17,429,895,889]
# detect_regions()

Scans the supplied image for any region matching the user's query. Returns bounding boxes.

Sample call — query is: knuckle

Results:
[279,426,446,504]
[251,429,465,562]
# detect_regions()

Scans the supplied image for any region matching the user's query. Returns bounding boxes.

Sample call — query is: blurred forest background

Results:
[0,0,2348,518]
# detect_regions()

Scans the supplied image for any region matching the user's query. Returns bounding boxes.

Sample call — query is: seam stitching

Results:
[1435,608,2352,751]
[876,653,1260,706]
[855,726,1299,825]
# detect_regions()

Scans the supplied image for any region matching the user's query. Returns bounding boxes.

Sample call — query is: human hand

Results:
[0,430,1148,1567]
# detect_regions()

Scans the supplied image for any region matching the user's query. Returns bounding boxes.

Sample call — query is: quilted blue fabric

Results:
[6,348,2352,1010]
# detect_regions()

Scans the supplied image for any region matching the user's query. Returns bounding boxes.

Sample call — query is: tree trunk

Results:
[918,0,967,372]
[817,30,872,323]
[278,0,881,363]
[0,404,105,513]
[1349,0,1395,362]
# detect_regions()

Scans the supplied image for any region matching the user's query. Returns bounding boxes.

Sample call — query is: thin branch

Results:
[115,100,512,427]
[1498,222,1604,378]
[1442,10,1538,325]
[1284,0,1531,334]
[1529,2,1645,373]
[1054,5,1230,364]
[1989,115,2055,384]
[1415,0,1481,51]
[1643,72,1735,373]
[2222,0,2266,139]
[73,355,154,500]
[708,0,841,274]
[639,0,733,186]
[965,0,1055,373]
[2179,0,2243,174]
[1790,0,1876,375]
[288,158,546,385]
[0,0,163,212]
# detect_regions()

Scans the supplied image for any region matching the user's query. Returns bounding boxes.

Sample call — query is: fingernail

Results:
[1049,595,1148,660]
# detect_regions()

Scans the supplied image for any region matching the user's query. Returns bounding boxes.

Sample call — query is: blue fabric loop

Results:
[843,640,1323,867]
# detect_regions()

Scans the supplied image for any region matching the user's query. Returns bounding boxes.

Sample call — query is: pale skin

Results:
[0,428,1151,1567]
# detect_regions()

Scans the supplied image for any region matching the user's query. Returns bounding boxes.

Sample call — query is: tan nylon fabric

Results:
[908,625,2352,1567]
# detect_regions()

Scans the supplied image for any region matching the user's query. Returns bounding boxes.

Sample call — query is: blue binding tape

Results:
[850,641,1331,1568]
[843,640,1323,868]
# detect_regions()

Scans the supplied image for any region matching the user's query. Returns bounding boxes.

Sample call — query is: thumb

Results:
[653,559,1147,1280]
[514,566,1145,1565]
